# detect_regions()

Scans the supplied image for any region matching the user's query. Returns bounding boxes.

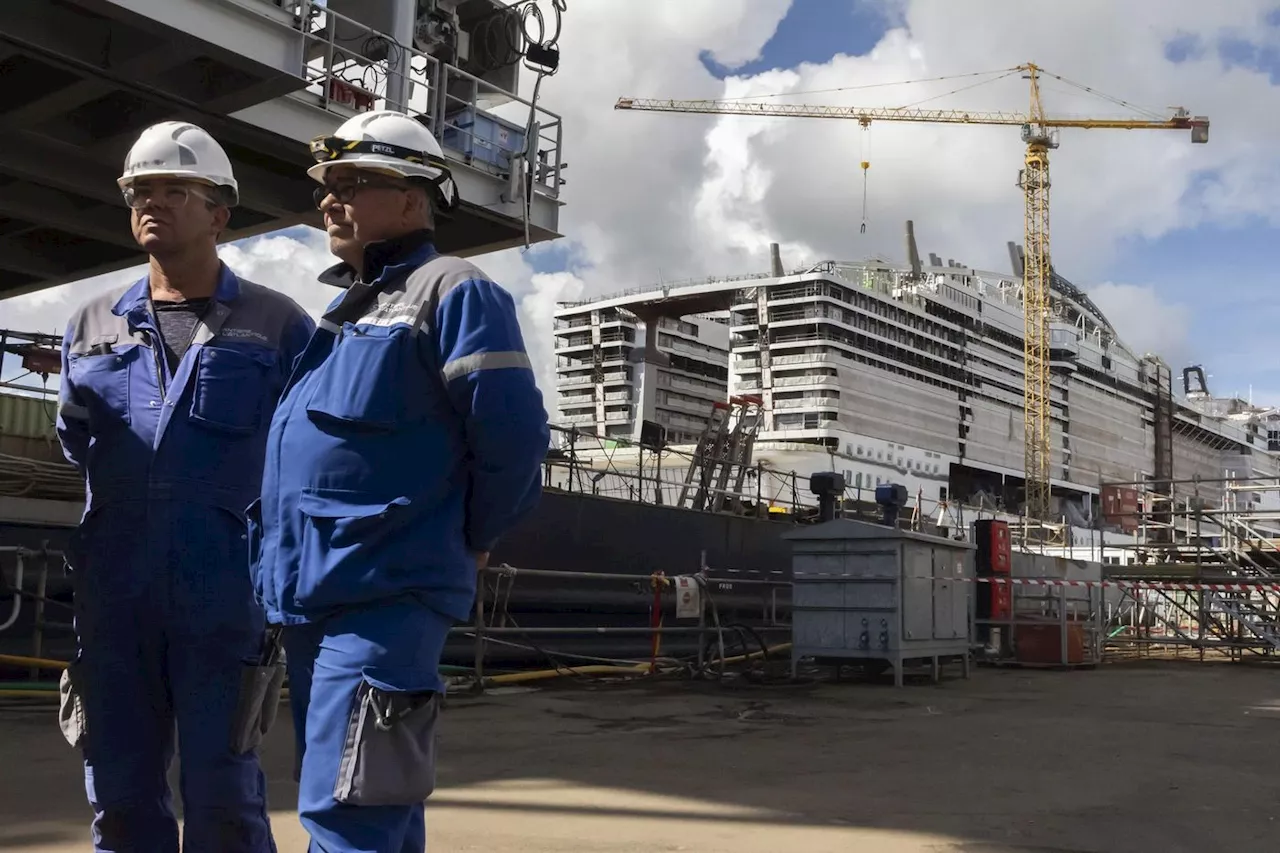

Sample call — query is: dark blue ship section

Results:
[479,489,796,666]
[494,489,794,577]
[1,489,797,670]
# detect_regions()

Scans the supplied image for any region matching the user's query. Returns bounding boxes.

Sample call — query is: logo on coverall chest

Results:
[358,300,421,328]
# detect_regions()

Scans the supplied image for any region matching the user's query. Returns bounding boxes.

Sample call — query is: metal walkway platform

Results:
[0,0,566,299]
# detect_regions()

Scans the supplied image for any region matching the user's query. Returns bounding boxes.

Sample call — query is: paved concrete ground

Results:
[1,659,1279,852]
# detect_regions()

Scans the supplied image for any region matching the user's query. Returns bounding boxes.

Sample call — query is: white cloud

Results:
[4,1,1279,408]
[217,228,337,316]
[1086,282,1194,370]
[0,229,581,408]
[697,3,1280,282]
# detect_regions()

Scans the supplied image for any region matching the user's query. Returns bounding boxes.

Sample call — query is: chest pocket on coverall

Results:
[70,350,132,430]
[189,345,276,434]
[304,324,429,430]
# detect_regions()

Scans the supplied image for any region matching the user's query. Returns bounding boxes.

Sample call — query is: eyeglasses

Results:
[313,175,411,209]
[122,184,218,210]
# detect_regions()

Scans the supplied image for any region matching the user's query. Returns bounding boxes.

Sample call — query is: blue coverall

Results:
[56,264,315,852]
[251,230,549,851]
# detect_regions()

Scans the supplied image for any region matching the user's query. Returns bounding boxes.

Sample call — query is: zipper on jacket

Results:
[149,330,168,405]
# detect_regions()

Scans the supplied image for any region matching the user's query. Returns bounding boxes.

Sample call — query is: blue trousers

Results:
[282,598,452,853]
[68,499,276,852]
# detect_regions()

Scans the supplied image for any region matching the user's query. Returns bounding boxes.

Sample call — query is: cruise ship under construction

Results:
[550,222,1280,553]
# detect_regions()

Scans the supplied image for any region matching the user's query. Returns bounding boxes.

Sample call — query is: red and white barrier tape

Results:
[957,577,1280,593]
[793,574,1280,593]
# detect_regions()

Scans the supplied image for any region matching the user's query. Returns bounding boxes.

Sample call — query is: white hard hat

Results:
[117,121,239,206]
[307,110,458,212]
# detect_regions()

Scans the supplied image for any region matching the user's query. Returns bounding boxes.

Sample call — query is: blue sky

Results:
[1112,25,1280,399]
[699,0,896,79]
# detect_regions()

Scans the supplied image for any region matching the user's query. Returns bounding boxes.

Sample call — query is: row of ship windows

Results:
[657,331,722,358]
[838,469,944,490]
[764,280,977,329]
[738,292,965,347]
[738,305,964,356]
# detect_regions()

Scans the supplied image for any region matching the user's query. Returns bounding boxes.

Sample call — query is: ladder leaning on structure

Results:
[677,395,764,512]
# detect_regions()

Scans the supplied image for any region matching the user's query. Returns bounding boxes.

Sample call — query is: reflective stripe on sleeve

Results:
[441,351,532,383]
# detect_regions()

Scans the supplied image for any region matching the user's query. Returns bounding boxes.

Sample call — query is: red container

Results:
[974,519,1011,576]
[1101,486,1140,533]
[989,582,1011,621]
[1015,623,1085,665]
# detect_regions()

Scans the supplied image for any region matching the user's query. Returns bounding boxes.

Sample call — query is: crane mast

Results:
[615,63,1209,521]
[1018,64,1056,523]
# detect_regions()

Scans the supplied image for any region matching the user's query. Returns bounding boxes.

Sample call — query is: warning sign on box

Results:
[674,576,701,619]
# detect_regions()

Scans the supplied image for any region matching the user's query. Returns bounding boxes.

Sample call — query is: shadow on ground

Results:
[2,659,1279,852]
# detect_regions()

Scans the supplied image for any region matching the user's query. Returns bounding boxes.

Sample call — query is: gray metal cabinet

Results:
[783,518,974,686]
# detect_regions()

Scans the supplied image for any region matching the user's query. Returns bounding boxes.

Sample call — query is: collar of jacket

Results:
[112,260,241,317]
[317,229,437,289]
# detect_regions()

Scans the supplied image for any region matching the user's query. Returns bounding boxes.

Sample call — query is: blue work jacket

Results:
[56,264,315,522]
[250,232,550,625]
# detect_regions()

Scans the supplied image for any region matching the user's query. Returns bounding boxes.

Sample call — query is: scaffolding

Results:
[1099,475,1280,661]
[676,395,764,513]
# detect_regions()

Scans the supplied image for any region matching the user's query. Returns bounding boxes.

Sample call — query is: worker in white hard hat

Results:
[249,109,549,851]
[54,120,315,852]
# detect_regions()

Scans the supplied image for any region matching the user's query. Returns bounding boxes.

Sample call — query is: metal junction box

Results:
[782,519,974,686]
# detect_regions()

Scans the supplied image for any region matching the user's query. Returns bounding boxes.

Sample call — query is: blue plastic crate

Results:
[442,109,527,170]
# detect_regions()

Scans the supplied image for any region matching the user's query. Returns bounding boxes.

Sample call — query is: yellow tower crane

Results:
[615,63,1209,522]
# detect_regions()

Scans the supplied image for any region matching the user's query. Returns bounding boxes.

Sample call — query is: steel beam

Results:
[0,182,136,251]
[0,241,71,279]
[1,0,300,80]
[2,43,191,126]
[0,129,305,221]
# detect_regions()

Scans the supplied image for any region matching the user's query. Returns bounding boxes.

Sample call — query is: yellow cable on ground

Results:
[0,642,795,693]
[485,663,647,685]
[0,653,67,671]
[0,689,60,698]
[480,642,793,686]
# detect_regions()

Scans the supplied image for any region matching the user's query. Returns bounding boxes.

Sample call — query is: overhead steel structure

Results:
[0,0,567,300]
[615,62,1208,521]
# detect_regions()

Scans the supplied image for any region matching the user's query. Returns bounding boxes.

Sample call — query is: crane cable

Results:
[859,123,870,234]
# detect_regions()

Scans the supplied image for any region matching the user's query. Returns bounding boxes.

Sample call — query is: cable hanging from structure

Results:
[470,0,566,76]
[859,122,870,234]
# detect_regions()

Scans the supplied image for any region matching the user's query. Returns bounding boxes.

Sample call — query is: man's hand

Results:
[475,551,490,572]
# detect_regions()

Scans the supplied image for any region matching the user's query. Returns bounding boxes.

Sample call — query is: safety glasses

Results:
[312,175,412,209]
[122,183,218,210]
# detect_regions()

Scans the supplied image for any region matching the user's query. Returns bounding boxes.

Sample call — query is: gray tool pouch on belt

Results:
[230,661,287,755]
[333,679,441,806]
[230,627,287,755]
[58,661,87,749]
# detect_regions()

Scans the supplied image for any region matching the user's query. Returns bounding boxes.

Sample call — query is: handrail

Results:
[216,0,565,198]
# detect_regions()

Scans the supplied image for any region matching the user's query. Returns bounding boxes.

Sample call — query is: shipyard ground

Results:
[1,659,1277,852]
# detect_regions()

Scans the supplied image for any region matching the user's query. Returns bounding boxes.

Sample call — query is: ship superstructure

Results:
[548,227,1280,534]
[553,302,730,445]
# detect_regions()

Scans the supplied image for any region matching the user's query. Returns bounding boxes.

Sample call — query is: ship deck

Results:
[2,661,1278,852]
